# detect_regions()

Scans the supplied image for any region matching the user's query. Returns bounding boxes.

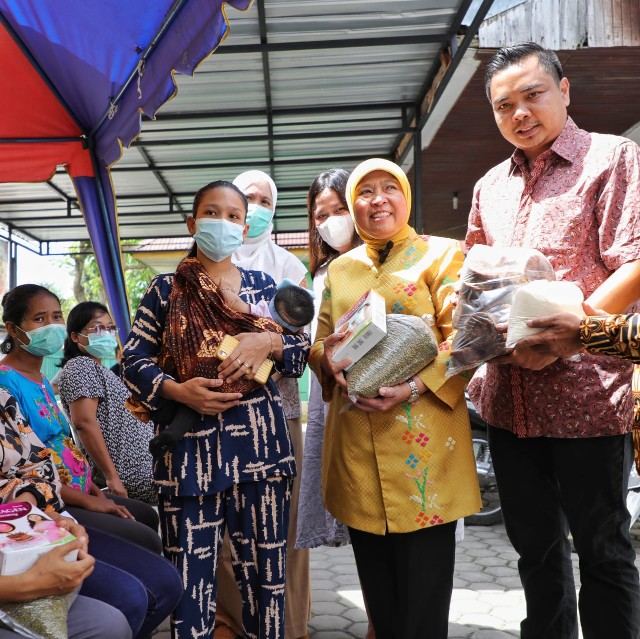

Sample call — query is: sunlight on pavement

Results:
[337,589,366,610]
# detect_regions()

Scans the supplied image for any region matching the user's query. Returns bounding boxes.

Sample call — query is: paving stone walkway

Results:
[155,519,640,638]
[305,524,522,639]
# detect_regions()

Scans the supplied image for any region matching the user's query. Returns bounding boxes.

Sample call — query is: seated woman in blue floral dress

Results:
[0,284,161,553]
[0,386,182,639]
[122,179,310,639]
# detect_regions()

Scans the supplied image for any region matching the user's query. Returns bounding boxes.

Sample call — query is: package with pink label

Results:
[0,501,77,575]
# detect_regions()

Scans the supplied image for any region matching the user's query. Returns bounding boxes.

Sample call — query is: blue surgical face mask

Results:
[193,218,244,262]
[245,203,274,238]
[18,323,66,357]
[79,332,118,360]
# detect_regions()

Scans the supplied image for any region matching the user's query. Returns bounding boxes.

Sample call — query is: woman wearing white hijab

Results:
[231,170,307,284]
[214,170,311,639]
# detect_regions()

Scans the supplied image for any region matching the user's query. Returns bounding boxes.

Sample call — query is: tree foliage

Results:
[56,241,155,320]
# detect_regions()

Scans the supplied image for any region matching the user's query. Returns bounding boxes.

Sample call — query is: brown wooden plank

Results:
[411,47,640,239]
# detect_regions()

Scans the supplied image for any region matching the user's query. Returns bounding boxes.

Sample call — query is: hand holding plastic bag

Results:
[446,245,555,377]
[505,280,585,349]
[346,314,438,399]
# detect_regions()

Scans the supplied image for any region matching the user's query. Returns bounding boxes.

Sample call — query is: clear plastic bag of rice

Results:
[505,280,585,348]
[346,314,439,399]
[447,245,555,377]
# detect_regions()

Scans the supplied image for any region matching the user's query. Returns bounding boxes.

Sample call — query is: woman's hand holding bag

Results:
[320,331,351,389]
[348,377,427,413]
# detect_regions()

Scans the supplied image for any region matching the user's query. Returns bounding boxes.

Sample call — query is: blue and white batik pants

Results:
[159,476,293,639]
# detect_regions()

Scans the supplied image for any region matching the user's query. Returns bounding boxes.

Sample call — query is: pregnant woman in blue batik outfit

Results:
[122,179,309,639]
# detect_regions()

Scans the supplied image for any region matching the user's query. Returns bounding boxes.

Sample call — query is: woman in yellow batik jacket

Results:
[309,158,480,639]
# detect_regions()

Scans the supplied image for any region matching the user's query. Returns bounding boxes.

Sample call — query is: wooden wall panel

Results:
[476,0,640,48]
[479,0,588,49]
[588,0,640,46]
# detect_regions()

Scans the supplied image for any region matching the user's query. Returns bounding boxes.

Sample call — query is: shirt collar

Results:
[509,116,580,172]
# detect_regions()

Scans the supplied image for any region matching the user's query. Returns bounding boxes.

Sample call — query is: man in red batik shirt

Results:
[466,42,640,639]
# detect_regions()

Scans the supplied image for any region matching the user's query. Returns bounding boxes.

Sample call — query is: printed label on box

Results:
[333,289,387,370]
[0,502,77,576]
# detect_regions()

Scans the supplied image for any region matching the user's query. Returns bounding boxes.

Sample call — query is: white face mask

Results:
[317,214,355,250]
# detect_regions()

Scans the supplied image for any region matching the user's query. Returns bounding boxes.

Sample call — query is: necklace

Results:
[210,264,240,292]
[210,264,238,279]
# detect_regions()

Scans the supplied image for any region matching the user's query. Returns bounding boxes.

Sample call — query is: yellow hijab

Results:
[346,158,412,263]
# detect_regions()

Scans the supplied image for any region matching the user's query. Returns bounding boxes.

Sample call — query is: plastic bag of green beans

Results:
[0,594,68,639]
[346,314,438,399]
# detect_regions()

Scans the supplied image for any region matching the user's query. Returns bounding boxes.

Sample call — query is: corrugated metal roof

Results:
[0,0,493,250]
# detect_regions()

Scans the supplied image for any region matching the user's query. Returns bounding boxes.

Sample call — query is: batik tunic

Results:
[0,387,62,512]
[581,314,640,362]
[466,117,640,438]
[310,231,481,535]
[122,267,310,496]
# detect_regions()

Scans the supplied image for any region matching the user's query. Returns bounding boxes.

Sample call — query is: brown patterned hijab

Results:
[160,257,282,395]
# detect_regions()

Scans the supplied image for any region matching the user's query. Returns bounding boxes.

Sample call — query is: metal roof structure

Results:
[0,0,494,256]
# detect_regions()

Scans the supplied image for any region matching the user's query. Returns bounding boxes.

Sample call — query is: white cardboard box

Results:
[0,502,77,576]
[332,289,387,370]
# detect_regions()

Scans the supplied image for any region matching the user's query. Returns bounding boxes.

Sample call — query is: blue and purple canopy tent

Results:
[0,0,251,341]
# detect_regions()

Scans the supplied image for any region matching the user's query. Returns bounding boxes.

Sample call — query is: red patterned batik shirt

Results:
[466,117,640,438]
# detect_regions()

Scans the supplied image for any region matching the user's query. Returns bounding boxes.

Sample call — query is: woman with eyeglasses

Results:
[0,286,161,553]
[57,301,156,504]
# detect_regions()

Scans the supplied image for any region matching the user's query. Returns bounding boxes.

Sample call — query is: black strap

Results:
[377,240,394,264]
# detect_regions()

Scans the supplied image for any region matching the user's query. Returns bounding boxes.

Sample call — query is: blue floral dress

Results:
[0,386,63,512]
[0,366,91,493]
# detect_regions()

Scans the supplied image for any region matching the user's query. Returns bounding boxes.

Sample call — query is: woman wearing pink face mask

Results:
[296,169,375,639]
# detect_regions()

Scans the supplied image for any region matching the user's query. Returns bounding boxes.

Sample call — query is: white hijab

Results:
[232,170,307,284]
[233,170,278,212]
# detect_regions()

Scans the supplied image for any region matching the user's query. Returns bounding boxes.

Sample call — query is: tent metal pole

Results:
[256,0,275,179]
[413,129,423,234]
[148,101,414,121]
[87,145,131,333]
[217,33,449,54]
[398,0,495,166]
[135,126,415,146]
[0,137,81,143]
[416,0,494,134]
[89,0,188,139]
[7,225,16,290]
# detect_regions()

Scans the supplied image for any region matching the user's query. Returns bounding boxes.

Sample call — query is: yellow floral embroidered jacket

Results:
[309,231,481,535]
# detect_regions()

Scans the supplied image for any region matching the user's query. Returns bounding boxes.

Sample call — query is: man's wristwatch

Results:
[406,377,420,403]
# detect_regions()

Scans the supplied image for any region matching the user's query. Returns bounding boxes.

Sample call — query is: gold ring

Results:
[243,363,250,370]
[236,359,244,366]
